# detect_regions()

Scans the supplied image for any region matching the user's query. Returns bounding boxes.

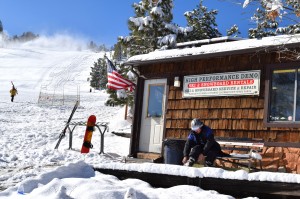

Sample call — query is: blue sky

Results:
[0,0,256,47]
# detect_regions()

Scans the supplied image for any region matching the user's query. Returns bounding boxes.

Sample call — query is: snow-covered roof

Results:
[126,34,300,66]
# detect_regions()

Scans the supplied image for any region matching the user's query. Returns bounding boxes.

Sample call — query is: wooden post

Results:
[124,101,128,120]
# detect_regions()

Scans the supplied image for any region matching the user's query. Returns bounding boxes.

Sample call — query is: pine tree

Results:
[248,6,278,38]
[119,0,174,56]
[88,41,98,51]
[90,56,107,90]
[112,42,127,61]
[0,20,3,33]
[183,0,221,41]
[227,24,241,37]
[245,0,300,38]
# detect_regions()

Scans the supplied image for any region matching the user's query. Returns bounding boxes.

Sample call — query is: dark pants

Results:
[11,95,14,102]
[189,140,221,164]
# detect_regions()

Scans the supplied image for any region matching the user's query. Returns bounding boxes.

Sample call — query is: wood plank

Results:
[137,152,161,160]
[165,129,175,138]
[199,99,209,108]
[210,120,219,129]
[258,98,264,108]
[210,109,219,119]
[234,98,241,108]
[167,100,176,109]
[249,120,258,130]
[171,110,181,119]
[210,99,222,108]
[165,120,171,128]
[264,142,300,148]
[232,109,242,118]
[174,130,181,138]
[189,99,195,109]
[222,109,232,118]
[241,109,249,118]
[257,109,264,119]
[180,130,189,139]
[168,90,175,100]
[182,109,191,119]
[217,141,264,148]
[218,119,226,129]
[240,119,250,130]
[199,109,209,118]
[247,109,256,119]
[256,120,266,130]
[289,132,300,143]
[250,98,259,108]
[191,109,209,119]
[221,98,230,108]
[174,119,189,129]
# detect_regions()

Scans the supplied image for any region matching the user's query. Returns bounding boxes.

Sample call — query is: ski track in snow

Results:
[0,47,130,191]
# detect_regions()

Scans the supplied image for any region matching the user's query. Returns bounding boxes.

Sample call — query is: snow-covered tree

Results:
[242,0,300,38]
[112,42,127,61]
[183,0,221,41]
[239,0,300,62]
[90,56,107,90]
[119,0,175,56]
[227,24,241,37]
[0,20,3,33]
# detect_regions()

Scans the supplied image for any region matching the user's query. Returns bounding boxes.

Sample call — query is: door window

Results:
[147,84,164,117]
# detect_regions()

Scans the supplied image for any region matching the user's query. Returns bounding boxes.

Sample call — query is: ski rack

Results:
[55,121,109,154]
[54,101,79,150]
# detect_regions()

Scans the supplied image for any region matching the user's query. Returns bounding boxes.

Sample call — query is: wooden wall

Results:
[138,51,300,143]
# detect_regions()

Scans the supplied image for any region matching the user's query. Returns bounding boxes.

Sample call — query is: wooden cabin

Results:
[124,35,300,173]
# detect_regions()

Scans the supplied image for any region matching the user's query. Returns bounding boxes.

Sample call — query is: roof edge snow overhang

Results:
[124,42,300,67]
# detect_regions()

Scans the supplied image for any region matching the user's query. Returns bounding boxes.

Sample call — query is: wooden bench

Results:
[126,138,264,171]
[215,137,264,171]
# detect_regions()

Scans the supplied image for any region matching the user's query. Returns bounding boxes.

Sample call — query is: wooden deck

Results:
[94,167,300,199]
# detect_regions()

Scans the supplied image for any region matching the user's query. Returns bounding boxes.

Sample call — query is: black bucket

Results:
[163,139,186,165]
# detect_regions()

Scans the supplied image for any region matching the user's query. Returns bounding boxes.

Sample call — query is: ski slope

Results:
[0,43,99,102]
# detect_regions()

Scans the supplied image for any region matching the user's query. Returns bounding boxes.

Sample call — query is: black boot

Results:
[205,161,214,167]
[185,157,195,167]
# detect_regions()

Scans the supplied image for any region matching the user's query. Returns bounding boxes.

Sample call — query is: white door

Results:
[139,79,167,153]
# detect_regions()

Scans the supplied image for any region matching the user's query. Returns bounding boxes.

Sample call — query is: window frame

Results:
[264,61,300,128]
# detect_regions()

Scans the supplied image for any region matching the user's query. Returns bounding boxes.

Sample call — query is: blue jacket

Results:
[183,125,215,157]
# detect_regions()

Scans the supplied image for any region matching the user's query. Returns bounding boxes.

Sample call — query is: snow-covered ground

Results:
[0,35,298,199]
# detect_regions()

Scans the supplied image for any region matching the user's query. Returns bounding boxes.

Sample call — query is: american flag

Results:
[106,58,135,92]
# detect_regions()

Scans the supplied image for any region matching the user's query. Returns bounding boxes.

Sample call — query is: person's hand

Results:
[182,156,188,164]
[197,154,204,162]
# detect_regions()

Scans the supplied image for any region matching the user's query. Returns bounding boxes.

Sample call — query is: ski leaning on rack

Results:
[54,101,79,149]
[81,115,96,153]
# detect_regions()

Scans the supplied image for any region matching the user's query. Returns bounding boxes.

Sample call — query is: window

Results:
[265,63,300,127]
[147,84,164,117]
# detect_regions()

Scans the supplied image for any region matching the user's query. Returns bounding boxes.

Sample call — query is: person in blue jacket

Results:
[182,118,229,167]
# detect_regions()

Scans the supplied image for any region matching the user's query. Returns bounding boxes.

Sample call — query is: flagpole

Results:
[124,100,128,120]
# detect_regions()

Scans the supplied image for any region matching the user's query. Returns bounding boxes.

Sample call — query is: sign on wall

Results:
[183,70,260,98]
